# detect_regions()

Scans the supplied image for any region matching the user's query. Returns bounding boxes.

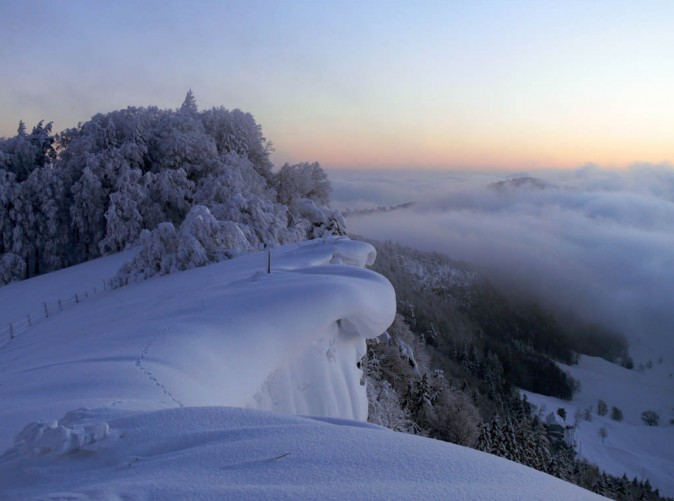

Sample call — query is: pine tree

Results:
[499,416,519,462]
[475,419,494,453]
[532,418,551,473]
[515,417,538,468]
[180,89,198,114]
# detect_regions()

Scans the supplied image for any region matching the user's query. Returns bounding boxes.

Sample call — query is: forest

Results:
[360,238,665,501]
[0,91,340,285]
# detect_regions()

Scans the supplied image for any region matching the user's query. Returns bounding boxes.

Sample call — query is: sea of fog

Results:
[329,165,674,366]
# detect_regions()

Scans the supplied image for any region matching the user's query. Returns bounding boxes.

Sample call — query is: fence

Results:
[0,279,115,349]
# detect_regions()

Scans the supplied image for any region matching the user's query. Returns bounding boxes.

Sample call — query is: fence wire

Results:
[0,279,114,348]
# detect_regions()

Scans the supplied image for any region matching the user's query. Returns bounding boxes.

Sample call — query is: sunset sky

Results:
[2,0,673,170]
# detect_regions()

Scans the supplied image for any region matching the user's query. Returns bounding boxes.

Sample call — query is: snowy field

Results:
[1,238,604,499]
[523,355,674,497]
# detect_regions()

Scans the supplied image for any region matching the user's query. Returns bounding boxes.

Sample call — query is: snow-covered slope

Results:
[0,406,608,500]
[0,238,393,445]
[0,238,604,499]
[523,355,674,497]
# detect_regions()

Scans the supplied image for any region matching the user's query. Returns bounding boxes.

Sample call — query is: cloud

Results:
[333,165,674,362]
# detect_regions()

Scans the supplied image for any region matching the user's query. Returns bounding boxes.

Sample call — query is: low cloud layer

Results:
[331,165,674,362]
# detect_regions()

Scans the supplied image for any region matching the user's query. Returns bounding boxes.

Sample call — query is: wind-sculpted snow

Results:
[0,238,393,451]
[0,238,605,499]
[1,408,114,460]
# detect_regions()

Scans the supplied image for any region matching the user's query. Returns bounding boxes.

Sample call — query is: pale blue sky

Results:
[2,0,673,169]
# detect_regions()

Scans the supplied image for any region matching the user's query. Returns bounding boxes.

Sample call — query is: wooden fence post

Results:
[43,302,49,318]
[8,323,13,339]
[27,314,31,327]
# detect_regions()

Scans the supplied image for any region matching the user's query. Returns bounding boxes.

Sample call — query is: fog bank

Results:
[331,165,674,363]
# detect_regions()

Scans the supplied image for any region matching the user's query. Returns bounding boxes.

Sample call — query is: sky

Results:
[2,0,674,170]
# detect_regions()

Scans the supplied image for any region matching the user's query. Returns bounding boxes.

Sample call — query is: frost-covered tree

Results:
[0,253,24,284]
[364,356,416,433]
[0,122,62,281]
[0,169,17,257]
[142,168,194,228]
[116,205,256,283]
[0,121,55,182]
[176,205,254,267]
[201,106,274,182]
[180,89,198,114]
[70,166,106,261]
[1,93,347,286]
[20,166,68,274]
[99,183,146,254]
[275,161,331,206]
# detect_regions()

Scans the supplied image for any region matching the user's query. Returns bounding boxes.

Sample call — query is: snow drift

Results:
[0,237,604,499]
[0,237,394,448]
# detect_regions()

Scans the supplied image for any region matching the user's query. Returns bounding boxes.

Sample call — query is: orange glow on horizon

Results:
[271,125,673,172]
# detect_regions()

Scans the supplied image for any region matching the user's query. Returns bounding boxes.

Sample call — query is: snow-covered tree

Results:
[142,168,194,228]
[70,166,106,261]
[116,223,180,282]
[0,169,17,257]
[21,166,68,274]
[0,252,25,285]
[180,89,198,114]
[117,205,256,283]
[275,161,331,206]
[1,93,348,287]
[0,121,55,182]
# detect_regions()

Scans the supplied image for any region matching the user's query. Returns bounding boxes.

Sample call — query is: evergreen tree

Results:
[475,421,493,453]
[610,406,623,422]
[180,89,198,114]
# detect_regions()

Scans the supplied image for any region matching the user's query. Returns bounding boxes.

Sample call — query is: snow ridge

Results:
[0,237,395,451]
[0,237,608,499]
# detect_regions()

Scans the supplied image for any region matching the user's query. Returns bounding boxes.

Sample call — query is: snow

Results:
[545,412,566,428]
[0,237,604,499]
[399,253,478,290]
[522,355,674,496]
[0,406,605,500]
[0,237,394,441]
